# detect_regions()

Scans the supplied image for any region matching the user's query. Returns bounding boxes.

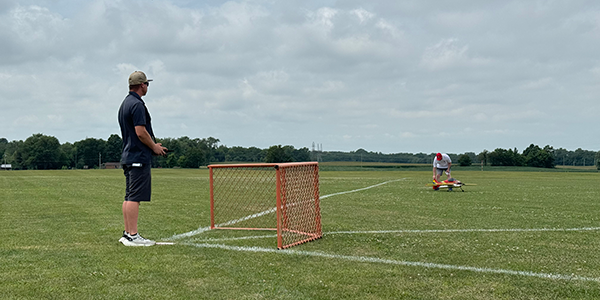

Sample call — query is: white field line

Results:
[320,179,405,199]
[155,242,176,245]
[191,234,278,242]
[183,242,600,283]
[326,227,600,235]
[184,227,600,242]
[167,226,212,241]
[166,178,406,241]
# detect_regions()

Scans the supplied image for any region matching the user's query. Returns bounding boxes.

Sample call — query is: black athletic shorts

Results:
[123,163,151,202]
[435,167,448,176]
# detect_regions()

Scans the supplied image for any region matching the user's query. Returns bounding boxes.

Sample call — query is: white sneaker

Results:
[118,231,129,244]
[120,232,156,247]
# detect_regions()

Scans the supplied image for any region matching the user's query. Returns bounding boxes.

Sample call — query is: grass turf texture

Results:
[2,169,600,299]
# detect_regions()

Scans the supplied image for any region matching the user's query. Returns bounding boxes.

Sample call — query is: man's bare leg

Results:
[123,201,140,235]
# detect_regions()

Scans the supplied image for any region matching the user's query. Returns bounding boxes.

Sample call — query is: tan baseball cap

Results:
[128,71,153,85]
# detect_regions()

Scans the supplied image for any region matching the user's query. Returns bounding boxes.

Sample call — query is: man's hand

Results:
[152,143,167,156]
[135,126,167,156]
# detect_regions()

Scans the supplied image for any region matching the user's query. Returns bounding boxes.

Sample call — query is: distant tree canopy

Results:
[488,148,525,166]
[523,144,555,168]
[0,134,313,169]
[19,134,64,170]
[0,134,594,170]
[458,154,472,167]
[266,145,293,163]
[486,145,555,168]
[264,145,310,163]
[74,137,106,169]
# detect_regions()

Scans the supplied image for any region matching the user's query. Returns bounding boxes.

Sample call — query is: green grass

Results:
[2,169,600,299]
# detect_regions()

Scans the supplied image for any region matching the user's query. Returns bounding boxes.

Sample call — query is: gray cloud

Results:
[0,0,599,153]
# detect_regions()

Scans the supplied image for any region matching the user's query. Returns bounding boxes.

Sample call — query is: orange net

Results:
[209,162,322,249]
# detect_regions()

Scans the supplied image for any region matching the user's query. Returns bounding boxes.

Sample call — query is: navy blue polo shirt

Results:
[118,92,155,165]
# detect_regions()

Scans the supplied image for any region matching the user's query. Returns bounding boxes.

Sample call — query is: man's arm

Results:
[135,125,166,156]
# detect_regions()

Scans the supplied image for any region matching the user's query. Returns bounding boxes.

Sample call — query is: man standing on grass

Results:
[433,152,452,182]
[117,71,167,246]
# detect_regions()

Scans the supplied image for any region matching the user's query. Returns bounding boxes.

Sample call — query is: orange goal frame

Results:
[209,162,322,249]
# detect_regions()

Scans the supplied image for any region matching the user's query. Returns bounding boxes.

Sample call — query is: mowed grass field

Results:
[2,168,600,299]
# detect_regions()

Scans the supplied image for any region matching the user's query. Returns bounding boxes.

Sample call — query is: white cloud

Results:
[421,38,471,70]
[519,77,554,90]
[307,7,338,31]
[0,0,598,153]
[351,8,374,24]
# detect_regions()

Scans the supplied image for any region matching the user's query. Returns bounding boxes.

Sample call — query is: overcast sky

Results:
[1,0,599,154]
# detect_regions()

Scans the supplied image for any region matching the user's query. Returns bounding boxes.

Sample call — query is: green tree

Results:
[523,144,555,168]
[3,140,23,169]
[165,153,179,168]
[60,142,76,168]
[155,137,179,168]
[74,138,106,168]
[511,148,525,166]
[225,146,266,162]
[169,136,205,168]
[249,147,266,162]
[488,148,524,166]
[0,138,7,161]
[462,152,478,163]
[458,154,472,166]
[177,155,186,167]
[292,147,311,162]
[19,134,63,169]
[572,148,595,166]
[554,148,569,166]
[226,146,253,162]
[200,137,221,163]
[180,147,204,168]
[106,134,122,162]
[477,150,489,166]
[265,145,293,163]
[541,145,555,168]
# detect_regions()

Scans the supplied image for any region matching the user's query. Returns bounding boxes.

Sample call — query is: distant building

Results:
[102,162,121,169]
[1,164,12,170]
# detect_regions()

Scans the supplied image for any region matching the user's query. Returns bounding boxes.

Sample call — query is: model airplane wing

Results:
[426,183,477,187]
[426,180,476,191]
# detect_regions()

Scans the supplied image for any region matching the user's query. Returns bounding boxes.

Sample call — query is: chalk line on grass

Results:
[183,242,600,283]
[190,234,278,243]
[177,227,600,242]
[161,176,600,283]
[166,226,212,241]
[155,242,176,245]
[326,227,600,235]
[320,178,405,199]
[166,178,406,241]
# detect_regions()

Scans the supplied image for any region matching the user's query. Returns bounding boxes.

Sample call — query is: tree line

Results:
[0,134,310,170]
[320,145,600,169]
[0,134,598,170]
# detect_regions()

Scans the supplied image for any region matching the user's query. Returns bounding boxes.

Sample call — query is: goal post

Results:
[209,162,322,249]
